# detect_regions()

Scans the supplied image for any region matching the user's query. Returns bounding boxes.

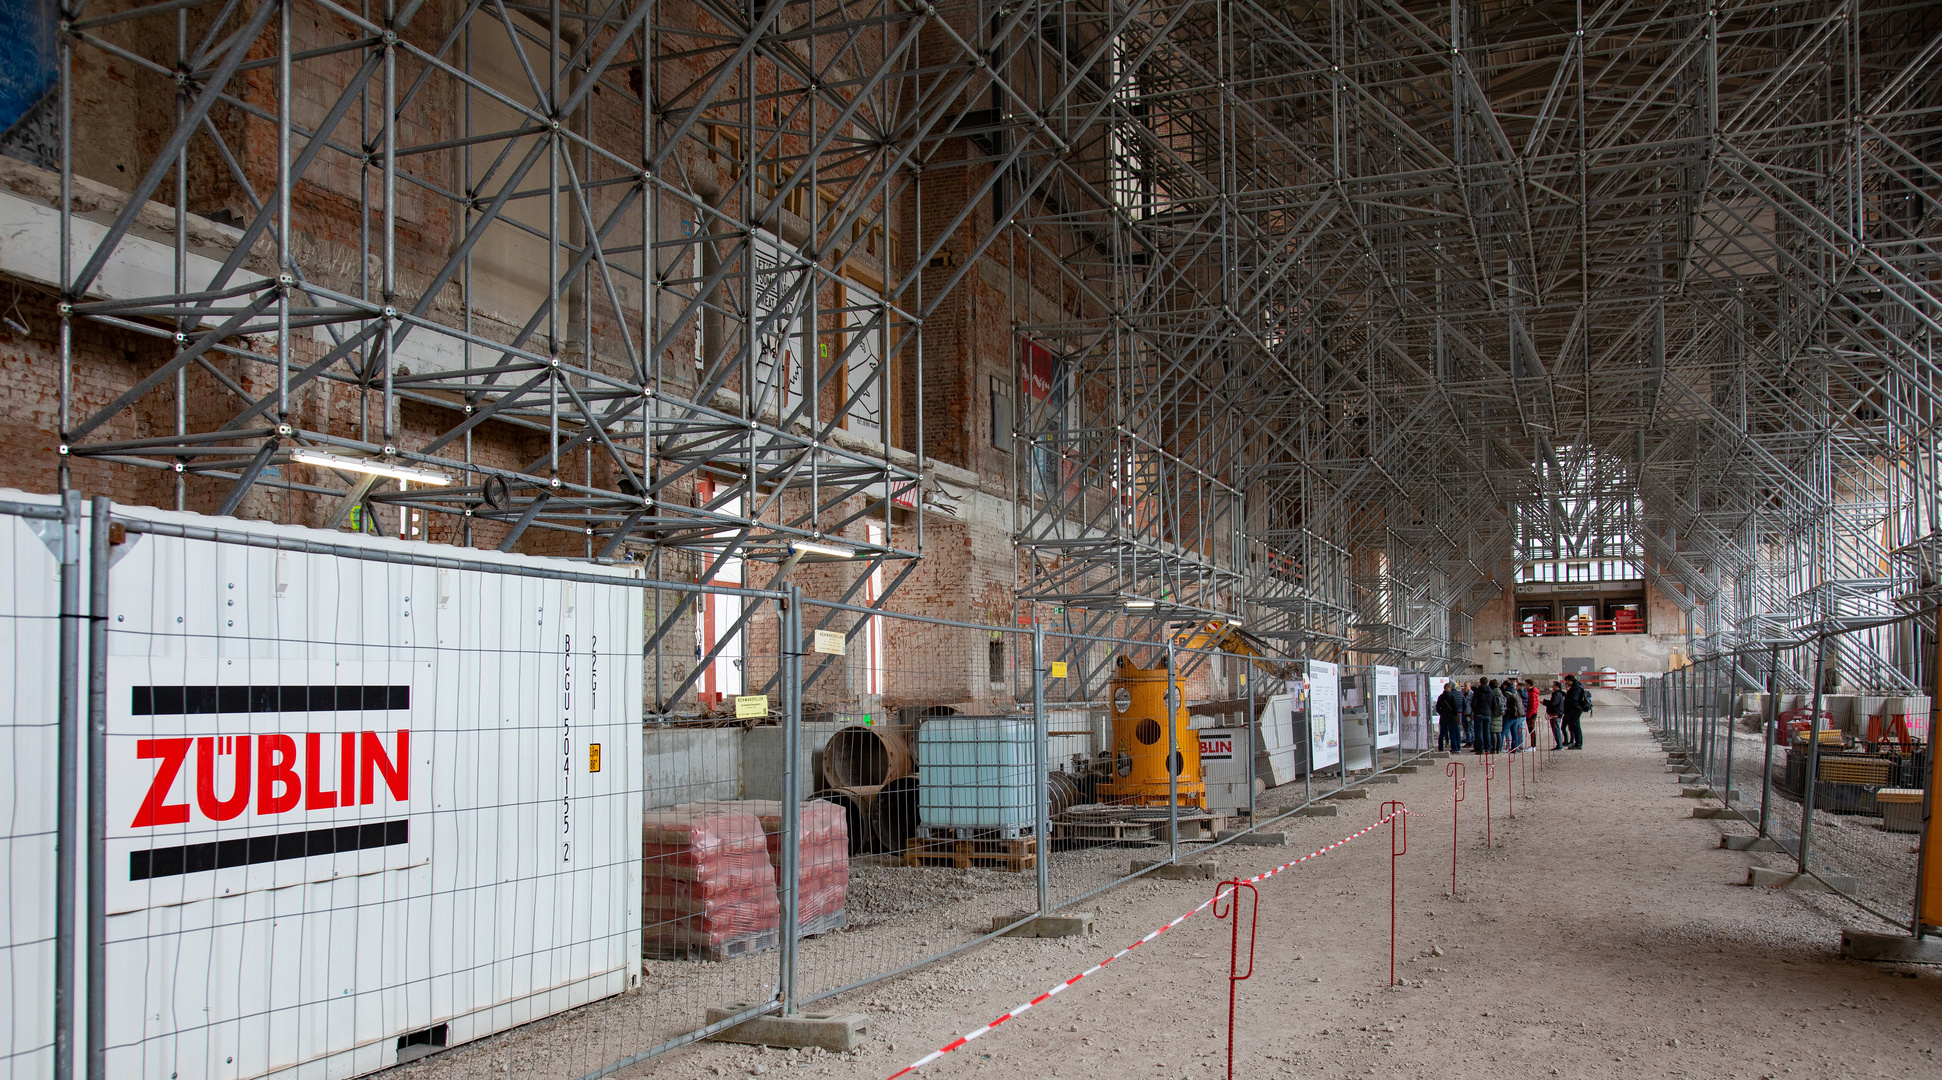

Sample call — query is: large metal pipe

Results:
[823,726,914,788]
[813,785,880,855]
[872,775,920,853]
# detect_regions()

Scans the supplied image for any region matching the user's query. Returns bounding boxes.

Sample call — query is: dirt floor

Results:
[402,693,1942,1080]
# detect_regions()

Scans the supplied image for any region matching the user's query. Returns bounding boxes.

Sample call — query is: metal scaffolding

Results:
[25,0,1942,687]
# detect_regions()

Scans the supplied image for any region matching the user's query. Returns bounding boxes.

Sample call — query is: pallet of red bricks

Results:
[753,799,850,936]
[642,806,781,961]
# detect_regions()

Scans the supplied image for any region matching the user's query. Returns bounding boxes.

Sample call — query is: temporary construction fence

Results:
[3,491,1448,1080]
[1640,604,1940,936]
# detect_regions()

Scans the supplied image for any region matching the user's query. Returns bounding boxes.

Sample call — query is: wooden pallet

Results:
[903,836,1037,871]
[917,823,1035,840]
[643,927,778,962]
[1054,820,1154,844]
[1152,813,1229,842]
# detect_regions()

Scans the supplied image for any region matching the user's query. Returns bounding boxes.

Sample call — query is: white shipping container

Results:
[1045,708,1096,771]
[917,717,1035,831]
[100,505,643,1079]
[0,491,65,1078]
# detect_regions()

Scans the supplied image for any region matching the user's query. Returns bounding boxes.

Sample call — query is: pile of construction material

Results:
[641,798,851,960]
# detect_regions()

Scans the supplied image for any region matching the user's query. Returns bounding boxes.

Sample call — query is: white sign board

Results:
[1307,660,1341,771]
[1373,665,1400,749]
[1198,730,1235,761]
[1256,692,1300,787]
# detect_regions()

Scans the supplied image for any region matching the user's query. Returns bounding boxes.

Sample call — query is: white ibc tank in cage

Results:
[917,717,1035,831]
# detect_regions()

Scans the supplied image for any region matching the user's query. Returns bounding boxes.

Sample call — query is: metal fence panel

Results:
[1648,608,1937,934]
[101,504,645,1079]
[0,493,70,1077]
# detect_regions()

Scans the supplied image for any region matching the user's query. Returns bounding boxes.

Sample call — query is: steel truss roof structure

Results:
[38,0,1942,685]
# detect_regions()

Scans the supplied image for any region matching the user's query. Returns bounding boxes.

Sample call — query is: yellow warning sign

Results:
[1050,661,1068,679]
[736,694,770,719]
[588,743,602,772]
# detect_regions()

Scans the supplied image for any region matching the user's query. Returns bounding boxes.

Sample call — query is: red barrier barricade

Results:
[1381,800,1407,986]
[1213,878,1259,1080]
[1483,755,1495,847]
[1446,761,1466,895]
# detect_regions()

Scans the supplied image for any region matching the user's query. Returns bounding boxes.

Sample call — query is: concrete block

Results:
[1362,774,1401,784]
[992,911,1095,938]
[1326,787,1371,800]
[1682,786,1739,800]
[1293,804,1339,817]
[1720,835,1781,851]
[1391,765,1420,774]
[1677,772,1702,783]
[1216,830,1286,846]
[1132,858,1221,880]
[1691,807,1740,819]
[1746,867,1858,893]
[706,1008,867,1051]
[1839,930,1942,964]
[1421,752,1452,759]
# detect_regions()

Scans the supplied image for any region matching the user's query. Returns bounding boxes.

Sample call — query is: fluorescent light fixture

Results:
[790,538,858,560]
[1123,598,1156,610]
[1224,618,1243,627]
[289,450,451,486]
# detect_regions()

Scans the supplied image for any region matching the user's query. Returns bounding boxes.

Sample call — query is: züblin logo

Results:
[129,684,411,828]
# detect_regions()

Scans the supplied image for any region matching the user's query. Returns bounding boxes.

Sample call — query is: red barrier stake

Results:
[1381,800,1408,985]
[1213,878,1259,1080]
[1483,756,1495,847]
[1505,748,1515,819]
[1445,761,1465,895]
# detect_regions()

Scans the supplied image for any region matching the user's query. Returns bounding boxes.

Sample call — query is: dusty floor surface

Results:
[401,694,1942,1080]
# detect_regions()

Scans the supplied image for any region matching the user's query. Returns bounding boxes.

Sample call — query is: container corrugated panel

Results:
[1045,709,1095,769]
[917,717,1034,830]
[0,491,64,1077]
[101,504,644,1079]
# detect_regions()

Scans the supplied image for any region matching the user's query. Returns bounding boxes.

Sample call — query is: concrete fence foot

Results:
[1839,930,1942,964]
[706,1008,868,1051]
[992,911,1095,938]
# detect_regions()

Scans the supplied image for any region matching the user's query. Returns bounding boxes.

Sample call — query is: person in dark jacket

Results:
[1545,681,1566,749]
[1459,684,1474,748]
[1470,680,1497,754]
[1561,674,1591,749]
[1434,683,1462,751]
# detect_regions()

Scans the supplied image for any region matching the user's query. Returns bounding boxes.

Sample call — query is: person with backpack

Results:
[1561,674,1591,749]
[1545,681,1566,750]
[1435,682,1462,752]
[1503,677,1527,752]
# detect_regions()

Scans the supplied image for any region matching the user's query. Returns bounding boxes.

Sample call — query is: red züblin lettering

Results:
[131,729,411,827]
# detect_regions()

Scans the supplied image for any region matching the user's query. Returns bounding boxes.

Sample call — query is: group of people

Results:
[1433,674,1591,754]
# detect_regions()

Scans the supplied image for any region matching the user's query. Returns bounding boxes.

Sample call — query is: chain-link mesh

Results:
[26,493,1463,1079]
[0,494,68,1078]
[1644,609,1936,934]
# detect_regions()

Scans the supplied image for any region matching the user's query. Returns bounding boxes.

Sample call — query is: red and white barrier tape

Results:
[882,808,1406,1079]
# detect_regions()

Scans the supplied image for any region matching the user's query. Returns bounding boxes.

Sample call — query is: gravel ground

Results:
[391,693,1942,1080]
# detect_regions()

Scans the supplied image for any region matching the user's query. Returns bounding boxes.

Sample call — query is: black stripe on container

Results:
[129,819,409,881]
[130,685,409,715]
